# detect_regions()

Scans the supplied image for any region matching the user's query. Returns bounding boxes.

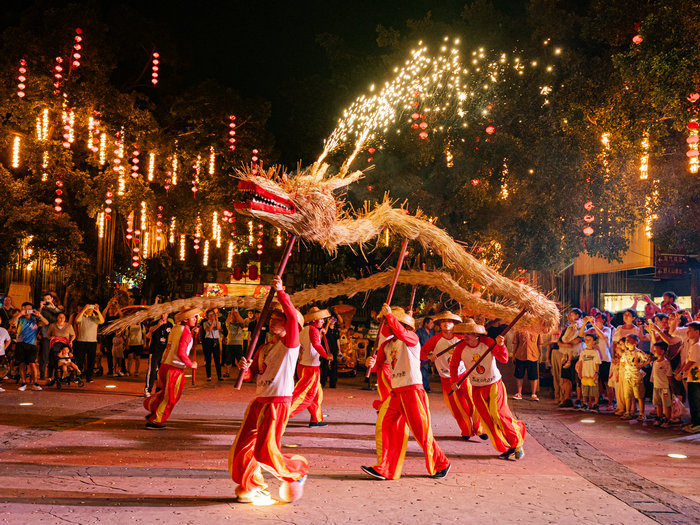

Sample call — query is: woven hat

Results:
[454,318,486,335]
[304,306,331,323]
[432,311,462,324]
[388,306,415,330]
[175,307,202,323]
[271,303,304,329]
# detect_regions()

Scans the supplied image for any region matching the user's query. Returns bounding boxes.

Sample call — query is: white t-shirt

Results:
[579,348,602,378]
[432,336,466,378]
[671,326,690,365]
[384,338,423,389]
[651,359,672,388]
[595,326,612,362]
[559,322,582,359]
[612,325,643,343]
[459,339,502,387]
[0,327,10,356]
[256,340,300,399]
[298,325,325,367]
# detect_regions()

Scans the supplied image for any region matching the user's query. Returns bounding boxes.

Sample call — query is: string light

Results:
[36,108,49,141]
[104,190,113,220]
[169,217,176,244]
[194,215,202,252]
[500,161,509,200]
[155,205,164,241]
[179,234,186,261]
[227,240,234,267]
[191,155,200,195]
[209,146,215,175]
[251,149,260,175]
[89,113,101,152]
[97,211,105,239]
[17,59,27,98]
[143,231,150,260]
[54,175,64,212]
[171,154,178,186]
[228,115,237,151]
[639,132,649,180]
[687,120,699,174]
[148,152,155,181]
[256,223,263,256]
[203,240,210,266]
[151,52,159,85]
[113,130,125,195]
[212,211,220,248]
[248,220,254,246]
[140,200,147,231]
[11,136,20,168]
[275,227,282,247]
[41,151,49,181]
[70,28,82,70]
[61,96,74,148]
[130,147,140,179]
[445,149,454,167]
[99,132,107,165]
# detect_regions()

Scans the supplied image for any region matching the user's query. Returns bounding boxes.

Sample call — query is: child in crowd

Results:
[650,342,673,428]
[619,335,652,421]
[56,345,81,378]
[610,340,626,415]
[675,321,700,433]
[111,330,126,376]
[576,333,601,411]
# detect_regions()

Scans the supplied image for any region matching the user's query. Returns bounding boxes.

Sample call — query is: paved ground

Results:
[0,365,698,525]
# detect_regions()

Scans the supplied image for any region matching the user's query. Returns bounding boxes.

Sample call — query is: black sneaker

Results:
[431,463,451,479]
[574,400,582,409]
[145,421,166,430]
[361,465,386,480]
[309,421,327,427]
[498,448,516,460]
[461,435,471,441]
[479,434,489,440]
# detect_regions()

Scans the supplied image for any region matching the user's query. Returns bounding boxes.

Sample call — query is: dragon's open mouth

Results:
[235,181,296,215]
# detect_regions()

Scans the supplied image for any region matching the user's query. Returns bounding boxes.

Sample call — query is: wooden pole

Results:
[365,239,410,378]
[450,308,528,394]
[235,235,297,389]
[408,284,418,313]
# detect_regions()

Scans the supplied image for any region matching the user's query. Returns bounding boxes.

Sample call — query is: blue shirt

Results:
[16,316,40,345]
[416,327,434,347]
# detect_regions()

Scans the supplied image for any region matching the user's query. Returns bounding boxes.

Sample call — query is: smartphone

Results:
[26,309,34,314]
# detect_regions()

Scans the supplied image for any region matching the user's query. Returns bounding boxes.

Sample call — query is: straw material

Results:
[234,162,560,332]
[432,311,462,324]
[174,307,202,323]
[304,307,331,323]
[386,306,415,330]
[454,319,486,335]
[103,269,556,335]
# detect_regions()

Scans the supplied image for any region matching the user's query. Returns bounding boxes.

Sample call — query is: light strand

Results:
[148,152,155,181]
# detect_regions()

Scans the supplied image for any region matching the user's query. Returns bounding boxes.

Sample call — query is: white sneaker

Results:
[0,386,5,392]
[18,383,27,391]
[279,475,307,503]
[235,486,276,505]
[32,383,43,391]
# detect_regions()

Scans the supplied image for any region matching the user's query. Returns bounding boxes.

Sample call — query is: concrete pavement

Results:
[0,370,698,524]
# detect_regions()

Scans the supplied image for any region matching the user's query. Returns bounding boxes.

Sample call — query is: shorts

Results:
[223,344,243,366]
[561,363,575,382]
[652,387,672,408]
[514,359,539,380]
[14,342,38,365]
[124,345,141,357]
[582,383,598,398]
[599,361,610,384]
[623,378,645,400]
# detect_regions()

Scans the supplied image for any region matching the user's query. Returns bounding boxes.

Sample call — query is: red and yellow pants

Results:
[372,364,392,411]
[373,387,450,480]
[143,363,185,425]
[228,399,309,491]
[441,376,482,437]
[289,365,323,423]
[468,379,526,453]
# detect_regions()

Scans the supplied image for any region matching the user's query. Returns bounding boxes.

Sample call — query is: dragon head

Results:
[235,163,362,249]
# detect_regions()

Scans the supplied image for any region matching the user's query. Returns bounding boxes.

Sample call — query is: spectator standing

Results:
[576,333,602,411]
[0,296,13,329]
[321,313,340,388]
[223,308,245,377]
[558,309,583,407]
[675,322,700,433]
[126,322,145,376]
[512,330,541,401]
[11,303,48,390]
[619,335,652,421]
[74,302,104,383]
[650,341,673,427]
[202,309,223,381]
[0,324,11,392]
[100,299,122,376]
[144,314,172,396]
[416,317,434,393]
[38,293,63,380]
[581,313,612,404]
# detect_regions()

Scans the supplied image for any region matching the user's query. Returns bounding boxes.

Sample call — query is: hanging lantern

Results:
[583,226,594,236]
[151,52,160,85]
[17,59,27,98]
[70,28,83,70]
[485,125,495,134]
[228,115,237,151]
[419,131,428,139]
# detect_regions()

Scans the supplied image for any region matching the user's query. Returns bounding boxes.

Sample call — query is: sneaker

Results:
[592,404,599,412]
[461,435,471,441]
[279,475,307,502]
[514,446,525,460]
[207,377,212,382]
[682,424,700,434]
[574,400,582,409]
[498,448,516,460]
[309,421,327,427]
[637,414,645,422]
[0,386,5,392]
[18,383,27,391]
[479,434,489,440]
[32,383,42,391]
[431,463,451,479]
[361,465,386,480]
[145,421,166,430]
[621,414,634,420]
[530,394,540,402]
[512,393,523,400]
[236,487,275,504]
[577,404,588,412]
[659,419,670,429]
[560,399,574,408]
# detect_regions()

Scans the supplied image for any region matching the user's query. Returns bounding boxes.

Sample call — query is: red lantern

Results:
[471,179,480,186]
[632,35,643,44]
[583,215,595,222]
[419,131,428,139]
[368,147,376,154]
[687,121,699,130]
[247,265,259,280]
[583,201,594,211]
[583,226,594,236]
[419,122,428,129]
[411,113,420,120]
[485,125,495,134]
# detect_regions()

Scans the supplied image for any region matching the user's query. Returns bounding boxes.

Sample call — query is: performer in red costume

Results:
[450,319,527,460]
[290,307,333,426]
[230,276,309,504]
[143,307,200,430]
[362,304,451,480]
[369,320,393,411]
[421,311,486,440]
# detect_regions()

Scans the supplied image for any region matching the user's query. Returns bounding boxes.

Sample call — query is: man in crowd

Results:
[38,293,63,380]
[10,303,48,391]
[74,302,105,382]
[416,316,434,393]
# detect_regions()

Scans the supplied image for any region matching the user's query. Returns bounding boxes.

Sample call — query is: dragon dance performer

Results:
[450,319,526,460]
[143,307,200,430]
[362,304,450,480]
[421,311,486,441]
[230,276,309,504]
[369,321,393,411]
[289,306,333,426]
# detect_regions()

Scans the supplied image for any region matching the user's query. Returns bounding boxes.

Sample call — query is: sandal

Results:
[530,394,540,401]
